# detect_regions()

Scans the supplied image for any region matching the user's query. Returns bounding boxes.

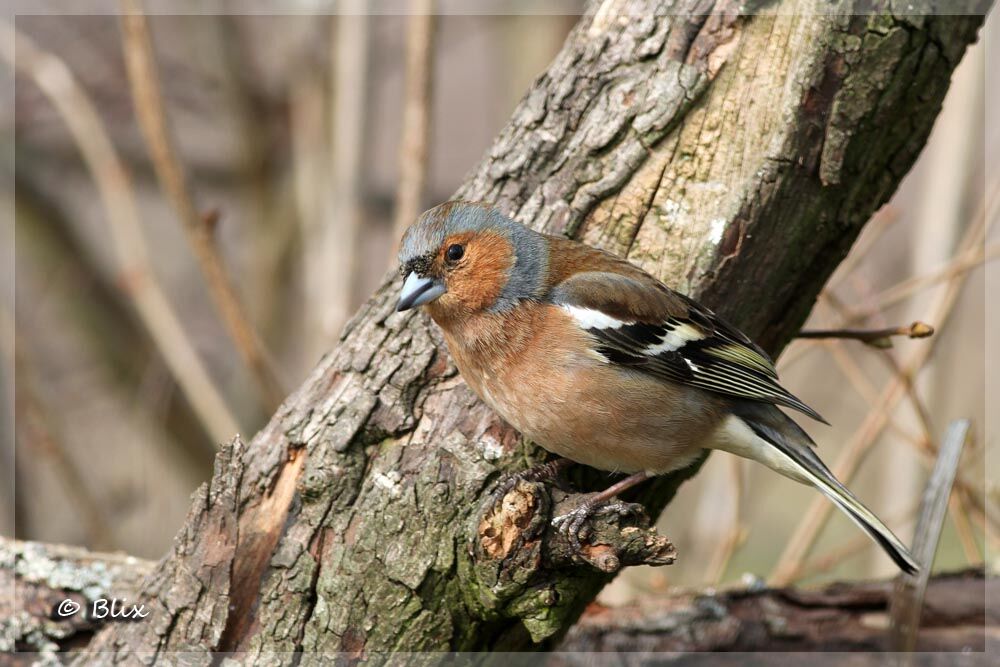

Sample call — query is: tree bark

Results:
[558,569,993,659]
[4,538,992,662]
[66,1,986,659]
[2,538,154,660]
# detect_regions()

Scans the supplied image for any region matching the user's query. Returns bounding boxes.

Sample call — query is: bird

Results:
[395,200,918,575]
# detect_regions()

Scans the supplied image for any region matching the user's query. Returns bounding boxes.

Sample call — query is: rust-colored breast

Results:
[435,301,726,475]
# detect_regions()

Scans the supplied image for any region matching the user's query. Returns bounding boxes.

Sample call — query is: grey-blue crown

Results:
[398,201,549,311]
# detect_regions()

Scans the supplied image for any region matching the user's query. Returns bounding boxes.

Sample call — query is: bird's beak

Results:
[396,272,446,312]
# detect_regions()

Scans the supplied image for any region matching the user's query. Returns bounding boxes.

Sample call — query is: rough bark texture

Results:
[4,538,993,663]
[558,569,993,658]
[51,0,986,660]
[2,538,154,660]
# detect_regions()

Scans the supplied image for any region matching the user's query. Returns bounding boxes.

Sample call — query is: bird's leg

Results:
[552,471,651,551]
[487,457,574,515]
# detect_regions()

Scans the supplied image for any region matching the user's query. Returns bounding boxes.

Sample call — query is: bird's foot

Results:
[552,496,646,553]
[486,458,572,517]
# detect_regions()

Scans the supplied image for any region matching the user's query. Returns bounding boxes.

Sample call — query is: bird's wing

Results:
[549,269,826,423]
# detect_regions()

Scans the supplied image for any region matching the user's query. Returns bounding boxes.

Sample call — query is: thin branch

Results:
[703,456,745,585]
[118,3,286,411]
[815,305,984,557]
[796,321,934,348]
[821,261,994,546]
[822,339,924,447]
[826,244,993,551]
[779,193,996,373]
[10,329,115,550]
[289,69,327,257]
[1,20,239,446]
[791,467,990,581]
[203,15,298,351]
[890,420,971,653]
[825,205,902,290]
[303,7,370,362]
[769,202,988,586]
[878,352,982,565]
[794,507,919,580]
[391,0,436,256]
[14,178,216,471]
[841,242,1000,324]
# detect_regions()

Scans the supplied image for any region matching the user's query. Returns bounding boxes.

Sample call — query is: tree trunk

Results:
[74,1,985,659]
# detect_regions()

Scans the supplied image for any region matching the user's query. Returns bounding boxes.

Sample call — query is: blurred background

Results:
[1,6,995,605]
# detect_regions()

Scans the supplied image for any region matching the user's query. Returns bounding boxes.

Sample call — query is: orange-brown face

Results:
[413,230,516,320]
[397,201,547,318]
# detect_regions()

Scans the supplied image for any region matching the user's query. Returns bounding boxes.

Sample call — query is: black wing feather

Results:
[552,272,827,424]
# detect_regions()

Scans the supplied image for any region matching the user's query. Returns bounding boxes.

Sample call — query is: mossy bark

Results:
[75,1,985,660]
[4,538,991,658]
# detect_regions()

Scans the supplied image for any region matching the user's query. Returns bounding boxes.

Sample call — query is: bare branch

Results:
[796,321,934,348]
[702,456,744,585]
[118,2,286,411]
[302,8,370,362]
[391,0,436,256]
[770,203,989,585]
[890,420,971,653]
[0,20,239,446]
[10,329,115,551]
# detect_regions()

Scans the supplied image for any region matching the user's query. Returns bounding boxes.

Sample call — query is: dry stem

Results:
[796,321,934,348]
[6,318,114,550]
[769,194,990,586]
[1,20,239,446]
[703,455,745,585]
[391,0,436,254]
[119,3,285,411]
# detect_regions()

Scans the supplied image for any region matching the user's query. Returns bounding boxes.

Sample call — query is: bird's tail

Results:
[712,402,919,575]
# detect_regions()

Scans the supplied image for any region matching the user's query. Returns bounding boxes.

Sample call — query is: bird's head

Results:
[396,201,548,317]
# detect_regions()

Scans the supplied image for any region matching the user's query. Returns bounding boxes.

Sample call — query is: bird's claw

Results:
[552,498,646,552]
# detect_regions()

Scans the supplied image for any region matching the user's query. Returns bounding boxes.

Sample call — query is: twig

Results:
[703,456,745,585]
[820,294,984,553]
[824,265,992,549]
[289,69,326,254]
[7,315,115,550]
[303,7,369,362]
[890,420,970,654]
[769,201,987,586]
[15,177,218,473]
[0,20,239,446]
[794,506,919,581]
[796,321,934,348]
[825,205,902,290]
[391,0,436,255]
[820,339,923,448]
[841,242,1000,325]
[205,15,297,350]
[776,212,903,372]
[814,306,981,566]
[119,3,286,411]
[877,353,982,565]
[779,187,996,373]
[837,179,999,326]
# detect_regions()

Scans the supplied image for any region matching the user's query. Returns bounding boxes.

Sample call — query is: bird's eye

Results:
[445,244,465,263]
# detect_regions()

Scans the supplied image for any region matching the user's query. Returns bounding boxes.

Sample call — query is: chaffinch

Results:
[396,201,918,574]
